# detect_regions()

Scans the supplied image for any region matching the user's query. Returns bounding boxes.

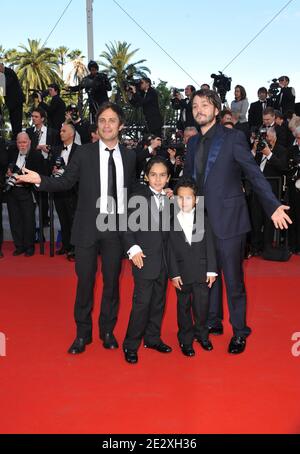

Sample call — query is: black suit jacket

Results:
[254,142,287,196]
[130,88,163,132]
[38,142,137,247]
[26,126,60,151]
[168,213,217,285]
[3,67,25,110]
[39,95,66,132]
[274,87,295,114]
[122,184,170,280]
[248,100,271,130]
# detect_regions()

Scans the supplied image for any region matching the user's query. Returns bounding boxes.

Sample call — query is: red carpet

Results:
[0,242,299,434]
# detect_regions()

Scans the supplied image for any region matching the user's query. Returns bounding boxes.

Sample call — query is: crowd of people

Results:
[0,63,298,363]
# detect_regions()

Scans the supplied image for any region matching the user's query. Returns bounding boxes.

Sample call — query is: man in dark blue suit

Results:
[184,89,291,354]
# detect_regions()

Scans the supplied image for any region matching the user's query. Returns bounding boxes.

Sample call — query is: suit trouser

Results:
[123,265,168,351]
[54,193,76,251]
[6,187,35,251]
[207,234,251,338]
[74,231,123,340]
[176,282,209,345]
[249,193,275,251]
[8,105,23,140]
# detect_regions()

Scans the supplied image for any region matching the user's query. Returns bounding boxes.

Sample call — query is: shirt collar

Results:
[200,122,217,140]
[149,186,166,196]
[99,139,120,154]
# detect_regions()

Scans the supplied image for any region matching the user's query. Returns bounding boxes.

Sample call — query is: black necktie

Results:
[106,148,117,213]
[63,146,68,150]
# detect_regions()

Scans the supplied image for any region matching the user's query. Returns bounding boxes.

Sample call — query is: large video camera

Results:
[5,164,22,192]
[268,78,281,104]
[211,71,232,103]
[28,88,50,99]
[123,76,141,94]
[80,72,109,92]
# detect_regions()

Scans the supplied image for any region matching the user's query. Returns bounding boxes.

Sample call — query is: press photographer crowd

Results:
[0,60,299,265]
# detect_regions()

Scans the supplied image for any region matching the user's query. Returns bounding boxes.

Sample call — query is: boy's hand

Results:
[132,252,146,269]
[172,277,183,290]
[207,276,216,288]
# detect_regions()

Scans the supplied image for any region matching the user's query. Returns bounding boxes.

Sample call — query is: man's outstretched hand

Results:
[16,168,41,185]
[271,205,292,230]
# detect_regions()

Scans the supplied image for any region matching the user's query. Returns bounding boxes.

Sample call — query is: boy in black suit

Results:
[168,178,217,357]
[122,156,172,364]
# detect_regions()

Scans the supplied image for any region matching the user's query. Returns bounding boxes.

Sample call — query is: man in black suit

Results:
[248,87,271,131]
[6,133,44,256]
[51,123,78,260]
[262,107,288,148]
[0,63,25,140]
[38,84,66,132]
[172,85,197,131]
[129,78,163,137]
[26,107,60,225]
[249,128,288,254]
[17,102,137,354]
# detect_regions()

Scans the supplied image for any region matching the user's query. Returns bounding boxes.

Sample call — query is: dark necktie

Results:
[106,148,117,213]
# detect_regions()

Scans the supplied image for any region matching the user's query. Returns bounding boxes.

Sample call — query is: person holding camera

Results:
[249,127,288,255]
[129,77,163,138]
[171,85,196,131]
[262,107,288,147]
[274,76,296,115]
[0,63,25,140]
[6,133,44,257]
[50,122,78,261]
[135,135,162,180]
[65,104,90,145]
[38,84,66,132]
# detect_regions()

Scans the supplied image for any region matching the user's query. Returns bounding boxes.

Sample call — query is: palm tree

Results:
[99,41,150,104]
[9,39,62,102]
[66,49,88,86]
[55,46,70,79]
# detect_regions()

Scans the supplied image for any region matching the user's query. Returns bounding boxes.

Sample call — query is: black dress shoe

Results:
[67,251,76,262]
[195,338,213,351]
[228,336,246,354]
[68,337,92,355]
[25,249,35,257]
[13,248,25,256]
[144,342,172,353]
[208,325,224,336]
[124,349,138,364]
[180,344,195,357]
[56,247,66,256]
[103,333,119,349]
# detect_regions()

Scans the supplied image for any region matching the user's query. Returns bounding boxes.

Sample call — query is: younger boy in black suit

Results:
[168,178,217,357]
[122,156,172,364]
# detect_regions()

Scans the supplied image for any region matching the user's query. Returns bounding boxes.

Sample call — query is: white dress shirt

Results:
[34,125,48,158]
[61,143,73,166]
[99,140,124,214]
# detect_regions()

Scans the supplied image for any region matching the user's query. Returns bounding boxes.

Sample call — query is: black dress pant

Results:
[123,264,168,351]
[207,234,251,338]
[74,231,123,340]
[8,105,23,140]
[249,192,275,251]
[54,192,76,251]
[6,187,35,251]
[176,282,209,345]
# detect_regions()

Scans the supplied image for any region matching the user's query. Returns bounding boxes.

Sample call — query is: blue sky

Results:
[1,0,299,104]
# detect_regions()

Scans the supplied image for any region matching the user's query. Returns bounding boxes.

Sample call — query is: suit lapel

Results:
[120,144,128,187]
[204,125,226,183]
[90,141,101,197]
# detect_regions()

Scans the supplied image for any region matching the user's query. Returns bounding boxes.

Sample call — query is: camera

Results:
[211,71,232,103]
[28,89,49,99]
[53,157,66,178]
[67,104,80,122]
[5,164,22,191]
[123,77,141,93]
[255,128,269,152]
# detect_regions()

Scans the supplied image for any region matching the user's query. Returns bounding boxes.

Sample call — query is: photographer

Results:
[171,85,196,131]
[6,133,44,257]
[0,62,25,140]
[65,104,90,145]
[274,76,296,115]
[262,107,288,147]
[129,77,163,137]
[38,84,66,132]
[135,134,162,180]
[69,61,111,122]
[248,87,271,131]
[166,142,185,188]
[50,123,78,261]
[287,126,300,254]
[249,127,288,254]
